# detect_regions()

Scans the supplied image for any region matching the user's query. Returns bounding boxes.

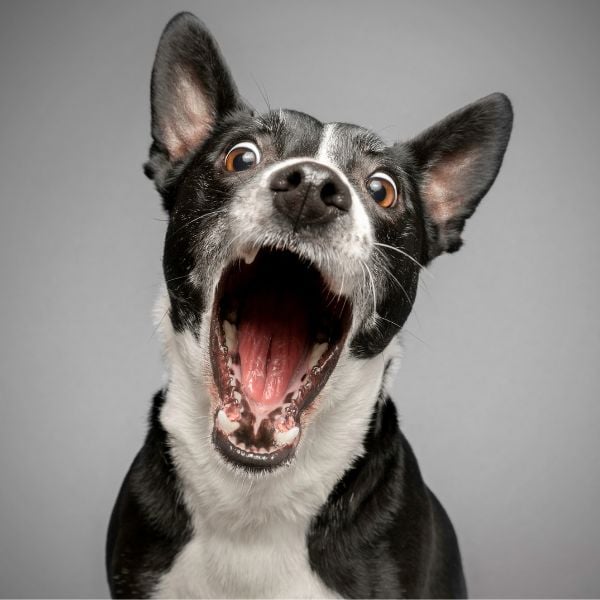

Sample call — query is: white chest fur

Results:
[153,519,339,599]
[151,297,397,598]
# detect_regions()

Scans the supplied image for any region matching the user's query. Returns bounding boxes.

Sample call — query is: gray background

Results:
[1,0,599,597]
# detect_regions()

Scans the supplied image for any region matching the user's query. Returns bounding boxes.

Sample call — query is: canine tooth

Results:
[217,409,240,434]
[275,413,296,432]
[242,247,259,265]
[309,342,329,368]
[274,426,299,446]
[224,402,241,421]
[233,390,242,402]
[223,320,237,350]
[237,442,247,451]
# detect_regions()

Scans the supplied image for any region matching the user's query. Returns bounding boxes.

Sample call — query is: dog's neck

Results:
[154,291,397,531]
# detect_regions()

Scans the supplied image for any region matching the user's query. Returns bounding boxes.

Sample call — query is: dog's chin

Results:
[208,247,352,472]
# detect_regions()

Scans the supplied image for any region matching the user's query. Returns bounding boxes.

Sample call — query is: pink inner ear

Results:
[423,149,478,225]
[161,69,214,161]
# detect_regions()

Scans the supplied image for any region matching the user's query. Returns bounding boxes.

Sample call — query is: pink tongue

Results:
[238,288,310,406]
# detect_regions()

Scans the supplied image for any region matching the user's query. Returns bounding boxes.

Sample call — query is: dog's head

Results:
[145,13,512,473]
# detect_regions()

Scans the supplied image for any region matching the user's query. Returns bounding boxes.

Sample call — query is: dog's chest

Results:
[153,520,339,599]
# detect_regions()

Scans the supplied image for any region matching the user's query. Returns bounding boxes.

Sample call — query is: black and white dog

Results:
[106,13,512,599]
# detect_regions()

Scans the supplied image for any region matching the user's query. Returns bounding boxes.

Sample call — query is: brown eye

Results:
[366,172,398,208]
[224,142,261,172]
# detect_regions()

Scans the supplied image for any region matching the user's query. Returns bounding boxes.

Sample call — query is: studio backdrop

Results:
[1,1,599,597]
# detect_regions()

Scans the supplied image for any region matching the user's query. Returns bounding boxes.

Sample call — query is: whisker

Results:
[164,273,191,285]
[372,248,425,331]
[374,314,428,347]
[359,259,377,314]
[250,74,272,113]
[376,313,403,329]
[149,308,169,341]
[402,328,429,347]
[166,209,226,242]
[373,242,432,278]
[373,250,413,306]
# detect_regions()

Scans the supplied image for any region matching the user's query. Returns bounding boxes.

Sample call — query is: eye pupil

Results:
[368,179,386,202]
[232,150,256,171]
[225,142,261,172]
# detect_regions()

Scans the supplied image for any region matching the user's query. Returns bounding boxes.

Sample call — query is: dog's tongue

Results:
[238,287,310,406]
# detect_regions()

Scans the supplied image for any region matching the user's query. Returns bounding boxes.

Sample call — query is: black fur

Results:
[107,12,512,598]
[106,391,192,598]
[308,398,466,598]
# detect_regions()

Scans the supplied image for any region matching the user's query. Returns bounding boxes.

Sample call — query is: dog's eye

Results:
[224,142,261,172]
[366,172,398,208]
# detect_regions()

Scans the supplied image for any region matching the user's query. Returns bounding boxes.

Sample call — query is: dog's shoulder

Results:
[106,391,192,598]
[308,397,466,598]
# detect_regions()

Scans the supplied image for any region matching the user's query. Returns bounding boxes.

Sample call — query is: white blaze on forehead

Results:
[315,123,338,166]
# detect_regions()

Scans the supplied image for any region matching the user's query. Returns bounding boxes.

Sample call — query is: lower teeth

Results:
[274,427,300,446]
[308,342,328,369]
[217,409,240,434]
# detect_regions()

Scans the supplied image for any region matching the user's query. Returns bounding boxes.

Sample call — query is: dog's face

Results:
[145,14,512,473]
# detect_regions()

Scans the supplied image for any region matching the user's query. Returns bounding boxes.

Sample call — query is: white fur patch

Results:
[151,292,399,598]
[316,123,337,164]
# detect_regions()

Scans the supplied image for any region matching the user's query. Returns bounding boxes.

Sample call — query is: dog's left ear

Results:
[144,13,246,196]
[402,93,513,261]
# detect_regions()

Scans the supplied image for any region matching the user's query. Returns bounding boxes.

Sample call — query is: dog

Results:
[106,12,512,599]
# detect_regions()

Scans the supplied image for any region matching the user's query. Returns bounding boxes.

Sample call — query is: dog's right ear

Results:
[144,13,245,201]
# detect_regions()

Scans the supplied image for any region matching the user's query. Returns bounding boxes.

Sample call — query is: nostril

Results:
[270,168,303,192]
[286,170,302,189]
[320,179,351,211]
[320,181,337,203]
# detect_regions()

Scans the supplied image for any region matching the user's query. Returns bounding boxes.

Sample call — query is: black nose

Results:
[269,162,351,227]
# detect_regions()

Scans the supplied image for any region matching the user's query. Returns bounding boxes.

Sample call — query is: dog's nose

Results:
[269,162,351,227]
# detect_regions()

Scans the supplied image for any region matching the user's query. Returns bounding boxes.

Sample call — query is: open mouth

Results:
[210,248,352,470]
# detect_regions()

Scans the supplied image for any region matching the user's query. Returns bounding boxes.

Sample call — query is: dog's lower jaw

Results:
[153,292,395,597]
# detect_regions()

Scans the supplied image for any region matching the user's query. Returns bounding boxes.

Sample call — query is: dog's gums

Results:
[210,248,352,469]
